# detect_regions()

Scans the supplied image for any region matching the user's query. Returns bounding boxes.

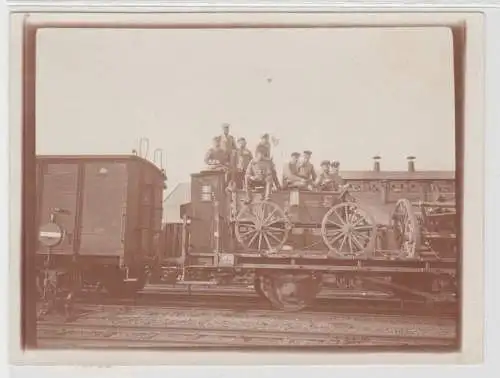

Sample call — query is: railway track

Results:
[71,289,457,318]
[37,320,455,348]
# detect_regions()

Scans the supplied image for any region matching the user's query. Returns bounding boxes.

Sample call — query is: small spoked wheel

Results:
[263,274,320,312]
[235,201,291,254]
[390,199,421,258]
[321,202,376,258]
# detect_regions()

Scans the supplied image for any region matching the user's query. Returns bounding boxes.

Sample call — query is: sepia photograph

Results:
[9,11,485,365]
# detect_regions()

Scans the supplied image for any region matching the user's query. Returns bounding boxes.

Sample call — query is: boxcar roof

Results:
[36,154,164,175]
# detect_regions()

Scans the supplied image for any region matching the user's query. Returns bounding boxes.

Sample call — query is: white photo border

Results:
[6,10,485,366]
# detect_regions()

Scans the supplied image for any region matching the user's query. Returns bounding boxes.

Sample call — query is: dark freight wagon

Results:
[35,154,166,296]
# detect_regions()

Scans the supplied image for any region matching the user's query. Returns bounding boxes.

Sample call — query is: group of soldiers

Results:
[204,123,344,202]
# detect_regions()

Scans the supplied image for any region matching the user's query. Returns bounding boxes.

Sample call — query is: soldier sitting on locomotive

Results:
[315,160,344,191]
[282,152,310,190]
[256,133,281,191]
[204,136,230,172]
[234,137,253,189]
[297,150,317,191]
[244,146,273,203]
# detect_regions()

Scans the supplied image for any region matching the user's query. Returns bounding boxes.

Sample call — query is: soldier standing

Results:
[219,123,237,159]
[256,133,281,190]
[235,137,253,189]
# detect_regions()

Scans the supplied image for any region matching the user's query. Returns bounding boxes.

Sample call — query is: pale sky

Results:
[36,27,455,190]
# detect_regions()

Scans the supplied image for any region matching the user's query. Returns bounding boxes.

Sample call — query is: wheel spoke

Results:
[262,207,279,226]
[254,204,264,225]
[240,227,259,239]
[338,234,347,251]
[352,214,367,227]
[238,227,257,238]
[325,227,343,237]
[348,206,359,224]
[266,226,286,233]
[327,230,345,245]
[353,225,373,232]
[326,219,344,228]
[354,232,371,242]
[258,232,263,251]
[266,231,283,244]
[347,235,354,253]
[247,232,259,248]
[332,208,346,225]
[263,233,273,250]
[351,233,366,250]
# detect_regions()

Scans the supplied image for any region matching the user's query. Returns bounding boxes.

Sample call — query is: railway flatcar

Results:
[158,166,458,311]
[36,154,167,298]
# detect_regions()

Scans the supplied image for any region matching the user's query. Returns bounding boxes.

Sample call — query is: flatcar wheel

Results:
[263,274,320,312]
[235,201,291,254]
[321,202,376,258]
[390,199,421,258]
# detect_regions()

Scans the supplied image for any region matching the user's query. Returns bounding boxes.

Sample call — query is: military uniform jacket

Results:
[282,161,302,184]
[245,159,272,181]
[297,161,317,181]
[236,148,253,172]
[219,134,237,153]
[205,147,229,166]
[256,141,272,159]
[315,172,344,190]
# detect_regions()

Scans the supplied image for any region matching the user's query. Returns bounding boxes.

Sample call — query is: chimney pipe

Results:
[407,156,416,172]
[373,156,381,172]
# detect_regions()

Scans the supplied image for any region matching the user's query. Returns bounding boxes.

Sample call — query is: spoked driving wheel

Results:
[235,201,291,254]
[390,198,421,258]
[261,273,321,312]
[321,202,376,258]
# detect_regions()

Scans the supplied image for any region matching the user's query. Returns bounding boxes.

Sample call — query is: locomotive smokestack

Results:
[373,156,381,172]
[407,156,416,172]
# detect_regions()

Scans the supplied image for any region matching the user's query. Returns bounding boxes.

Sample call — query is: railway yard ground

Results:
[36,284,458,349]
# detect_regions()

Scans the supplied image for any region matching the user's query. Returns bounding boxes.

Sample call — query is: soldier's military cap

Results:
[237,137,246,142]
[320,160,330,167]
[291,152,300,157]
[331,160,340,168]
[261,133,269,138]
[303,150,312,156]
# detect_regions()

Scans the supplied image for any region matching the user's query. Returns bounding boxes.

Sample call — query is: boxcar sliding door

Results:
[79,161,128,257]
